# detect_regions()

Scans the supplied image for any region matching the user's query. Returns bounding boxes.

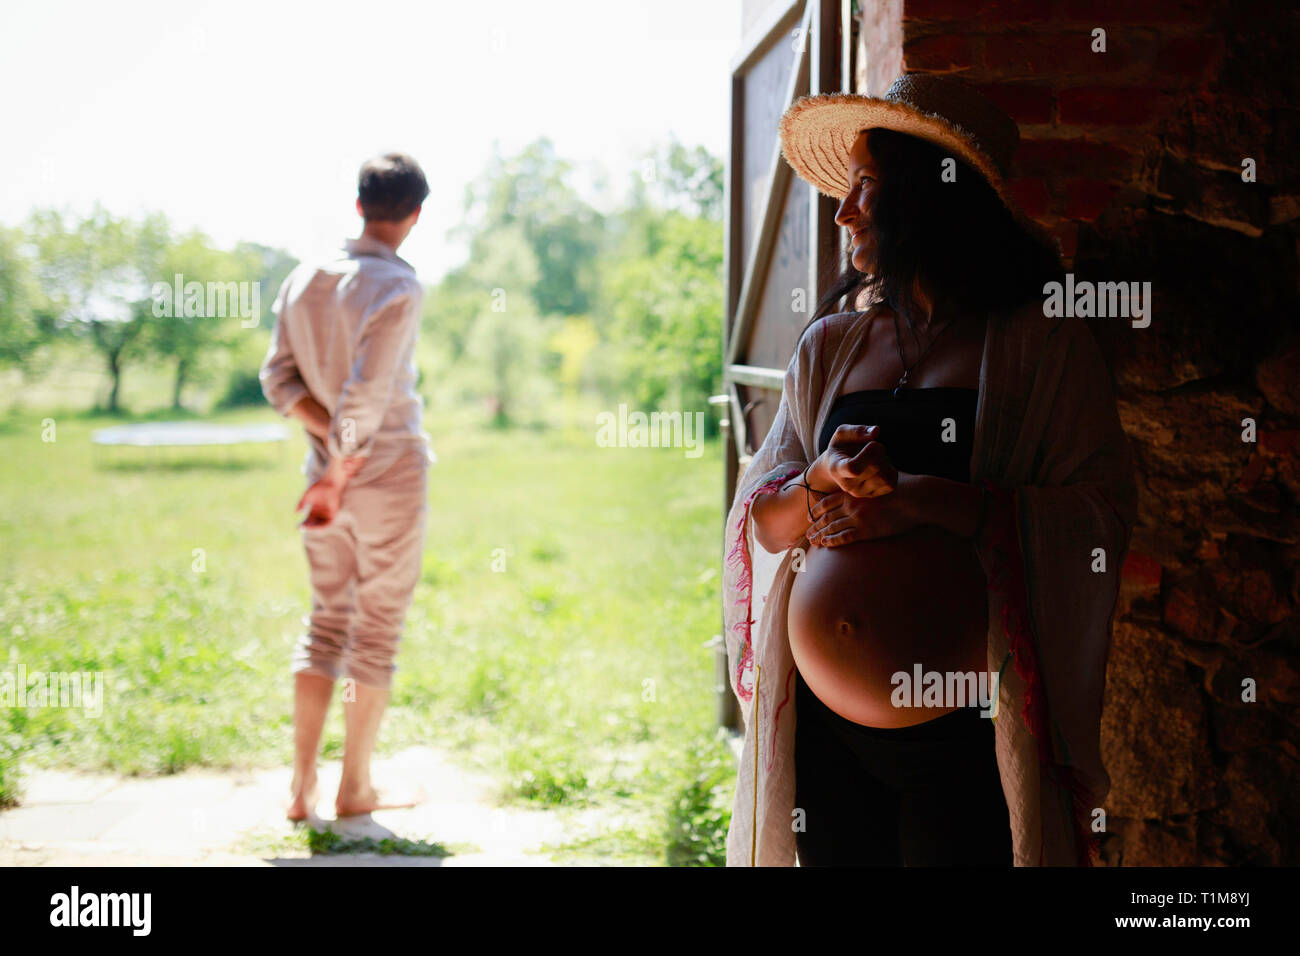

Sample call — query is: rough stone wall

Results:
[880,0,1300,864]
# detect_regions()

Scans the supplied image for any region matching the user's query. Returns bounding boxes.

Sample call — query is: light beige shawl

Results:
[722,305,1138,866]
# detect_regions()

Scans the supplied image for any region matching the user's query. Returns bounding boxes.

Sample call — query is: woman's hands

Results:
[801,425,913,545]
[806,480,920,547]
[751,423,914,552]
[806,431,920,548]
[820,424,897,498]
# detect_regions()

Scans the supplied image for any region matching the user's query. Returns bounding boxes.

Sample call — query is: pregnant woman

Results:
[722,74,1137,867]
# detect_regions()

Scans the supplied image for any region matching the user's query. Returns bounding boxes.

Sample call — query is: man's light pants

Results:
[291,450,428,690]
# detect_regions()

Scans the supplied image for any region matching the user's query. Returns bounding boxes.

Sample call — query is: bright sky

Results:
[0,0,742,282]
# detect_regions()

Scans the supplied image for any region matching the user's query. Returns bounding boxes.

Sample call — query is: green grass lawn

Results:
[0,400,734,865]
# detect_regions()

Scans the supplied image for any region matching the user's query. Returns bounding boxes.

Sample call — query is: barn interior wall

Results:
[883,0,1300,865]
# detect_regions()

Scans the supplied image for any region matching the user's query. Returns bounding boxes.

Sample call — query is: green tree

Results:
[212,242,300,410]
[629,137,725,222]
[453,138,604,318]
[458,224,551,427]
[234,241,299,331]
[0,226,52,371]
[27,207,169,413]
[599,212,723,423]
[424,137,722,430]
[424,267,486,363]
[591,141,725,433]
[143,232,261,409]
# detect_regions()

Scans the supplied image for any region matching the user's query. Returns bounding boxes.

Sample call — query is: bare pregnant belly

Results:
[788,527,990,728]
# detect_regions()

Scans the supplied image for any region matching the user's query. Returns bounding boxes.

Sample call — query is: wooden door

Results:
[717,0,855,729]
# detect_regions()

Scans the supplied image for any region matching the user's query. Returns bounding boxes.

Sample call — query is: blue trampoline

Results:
[91,422,290,446]
[90,421,292,468]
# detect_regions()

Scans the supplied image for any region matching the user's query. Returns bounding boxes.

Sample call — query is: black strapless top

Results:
[817,388,978,483]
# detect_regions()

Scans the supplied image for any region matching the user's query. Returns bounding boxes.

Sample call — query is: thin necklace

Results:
[892,311,955,399]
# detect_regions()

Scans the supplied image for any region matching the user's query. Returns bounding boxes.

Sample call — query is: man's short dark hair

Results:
[358,153,430,222]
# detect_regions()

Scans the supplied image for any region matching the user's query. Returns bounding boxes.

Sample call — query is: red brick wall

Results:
[865,0,1300,865]
[900,0,1249,264]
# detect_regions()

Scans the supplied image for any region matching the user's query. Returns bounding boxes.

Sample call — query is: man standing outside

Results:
[260,153,434,821]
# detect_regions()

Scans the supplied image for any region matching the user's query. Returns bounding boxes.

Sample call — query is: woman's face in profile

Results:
[834,130,879,274]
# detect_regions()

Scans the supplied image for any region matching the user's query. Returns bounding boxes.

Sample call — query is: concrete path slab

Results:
[0,746,579,867]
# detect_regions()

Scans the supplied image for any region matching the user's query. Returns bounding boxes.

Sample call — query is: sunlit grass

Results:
[233,825,466,859]
[0,397,731,863]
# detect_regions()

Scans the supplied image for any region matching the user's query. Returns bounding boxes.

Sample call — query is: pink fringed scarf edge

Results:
[724,465,805,705]
[981,478,1101,868]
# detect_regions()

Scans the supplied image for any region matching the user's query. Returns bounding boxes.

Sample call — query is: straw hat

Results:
[778,73,1021,206]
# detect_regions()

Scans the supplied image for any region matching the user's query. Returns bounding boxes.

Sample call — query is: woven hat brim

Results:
[777,92,1059,251]
[778,94,1008,202]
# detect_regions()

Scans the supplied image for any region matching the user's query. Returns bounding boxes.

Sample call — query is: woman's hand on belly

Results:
[806,477,921,547]
[788,528,990,727]
[791,471,992,728]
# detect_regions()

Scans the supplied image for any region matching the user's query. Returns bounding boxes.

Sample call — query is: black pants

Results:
[794,670,1013,866]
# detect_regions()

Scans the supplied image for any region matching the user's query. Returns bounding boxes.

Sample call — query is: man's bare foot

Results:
[334,784,426,818]
[287,778,320,823]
